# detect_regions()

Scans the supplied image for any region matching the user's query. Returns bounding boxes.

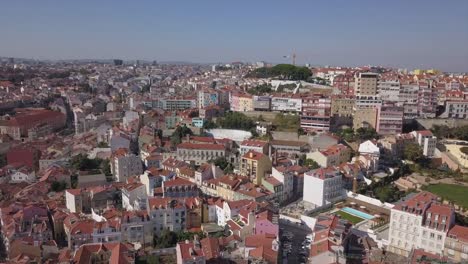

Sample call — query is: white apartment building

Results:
[239,139,270,156]
[65,189,81,213]
[411,130,437,157]
[147,197,187,232]
[303,167,343,207]
[399,84,419,119]
[355,95,382,109]
[176,142,227,165]
[92,223,122,244]
[122,182,147,211]
[160,98,197,111]
[120,210,153,246]
[440,100,468,119]
[218,200,254,227]
[271,167,294,202]
[388,192,455,257]
[112,149,143,182]
[140,170,160,196]
[271,96,302,113]
[378,80,400,102]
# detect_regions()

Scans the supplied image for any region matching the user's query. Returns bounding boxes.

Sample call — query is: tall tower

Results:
[292,53,296,65]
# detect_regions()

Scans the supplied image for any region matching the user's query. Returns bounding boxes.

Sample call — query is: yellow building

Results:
[413,69,424,75]
[240,151,272,185]
[427,69,440,75]
[331,96,355,117]
[353,108,377,130]
[238,94,253,112]
[354,72,378,96]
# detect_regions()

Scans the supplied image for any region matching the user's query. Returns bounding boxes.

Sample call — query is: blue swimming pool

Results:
[341,207,374,220]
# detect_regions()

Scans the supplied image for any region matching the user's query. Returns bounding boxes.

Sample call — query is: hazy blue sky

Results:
[1,0,467,71]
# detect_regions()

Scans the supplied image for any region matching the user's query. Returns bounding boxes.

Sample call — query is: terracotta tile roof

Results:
[163,177,196,188]
[245,233,276,248]
[68,219,95,235]
[162,157,190,170]
[66,189,81,196]
[305,167,339,180]
[448,225,468,243]
[263,176,282,187]
[177,241,204,261]
[189,136,216,143]
[249,245,278,264]
[226,220,242,231]
[242,150,267,161]
[393,191,438,215]
[112,148,130,158]
[216,174,248,189]
[148,197,185,210]
[410,249,448,264]
[320,144,348,157]
[177,142,225,150]
[271,139,308,147]
[425,204,454,232]
[227,199,255,211]
[241,139,268,148]
[416,130,433,137]
[123,182,144,192]
[178,167,195,178]
[73,242,134,264]
[236,183,270,198]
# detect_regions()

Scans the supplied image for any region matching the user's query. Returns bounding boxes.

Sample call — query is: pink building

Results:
[230,92,240,111]
[255,210,279,237]
[376,104,404,135]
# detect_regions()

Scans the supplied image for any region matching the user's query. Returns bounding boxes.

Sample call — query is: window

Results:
[437,235,442,241]
[430,233,435,239]
[463,246,468,254]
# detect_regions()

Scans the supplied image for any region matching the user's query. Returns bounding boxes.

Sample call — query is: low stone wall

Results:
[416,118,468,129]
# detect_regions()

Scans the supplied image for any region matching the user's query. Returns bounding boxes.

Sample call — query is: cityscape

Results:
[0,1,468,264]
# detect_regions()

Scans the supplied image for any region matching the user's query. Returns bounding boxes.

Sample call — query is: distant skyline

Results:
[1,0,467,72]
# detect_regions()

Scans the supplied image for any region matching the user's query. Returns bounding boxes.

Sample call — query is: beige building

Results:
[353,108,378,129]
[445,225,468,263]
[331,96,356,117]
[240,151,272,185]
[177,142,227,165]
[354,72,379,96]
[307,144,351,168]
[200,174,249,201]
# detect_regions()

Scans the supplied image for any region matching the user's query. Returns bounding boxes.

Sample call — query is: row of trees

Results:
[47,71,71,79]
[216,112,256,131]
[70,153,102,171]
[170,125,193,146]
[337,127,379,142]
[247,84,272,95]
[358,164,411,203]
[431,124,468,141]
[272,113,300,132]
[70,153,112,177]
[246,64,311,80]
[210,157,234,173]
[153,230,207,249]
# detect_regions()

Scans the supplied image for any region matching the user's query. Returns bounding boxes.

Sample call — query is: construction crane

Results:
[283,52,296,65]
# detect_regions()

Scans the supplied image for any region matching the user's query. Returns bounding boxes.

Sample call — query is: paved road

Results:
[279,222,309,264]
